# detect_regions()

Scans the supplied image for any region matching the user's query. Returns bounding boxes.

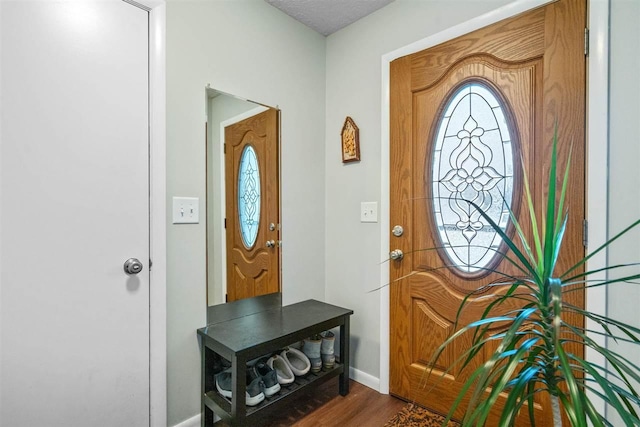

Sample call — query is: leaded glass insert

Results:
[238,145,261,248]
[431,81,514,274]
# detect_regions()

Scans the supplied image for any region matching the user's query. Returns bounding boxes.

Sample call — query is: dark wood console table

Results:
[197,293,353,426]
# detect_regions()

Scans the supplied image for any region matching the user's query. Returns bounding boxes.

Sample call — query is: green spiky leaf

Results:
[429,128,640,427]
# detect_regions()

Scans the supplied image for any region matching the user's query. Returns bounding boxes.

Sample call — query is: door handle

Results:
[390,249,404,261]
[266,240,276,248]
[123,258,143,275]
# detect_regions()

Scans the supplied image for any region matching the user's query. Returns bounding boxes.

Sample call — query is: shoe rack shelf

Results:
[202,363,345,419]
[197,293,353,427]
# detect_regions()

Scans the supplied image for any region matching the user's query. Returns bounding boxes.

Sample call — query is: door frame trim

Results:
[379,0,608,417]
[147,2,167,427]
[585,0,609,416]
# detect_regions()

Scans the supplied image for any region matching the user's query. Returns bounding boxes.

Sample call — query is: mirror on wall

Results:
[206,88,281,306]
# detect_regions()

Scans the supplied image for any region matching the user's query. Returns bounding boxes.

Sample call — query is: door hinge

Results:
[149,259,153,271]
[224,143,226,154]
[584,27,589,56]
[583,219,588,247]
[225,294,228,303]
[224,218,227,229]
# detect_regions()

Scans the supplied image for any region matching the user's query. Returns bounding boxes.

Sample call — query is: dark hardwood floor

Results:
[213,379,407,427]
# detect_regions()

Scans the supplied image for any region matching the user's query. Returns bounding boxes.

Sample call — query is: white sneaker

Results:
[281,347,311,376]
[266,354,295,385]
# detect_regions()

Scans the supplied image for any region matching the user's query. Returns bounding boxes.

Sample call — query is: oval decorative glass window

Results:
[238,145,261,248]
[431,81,515,274]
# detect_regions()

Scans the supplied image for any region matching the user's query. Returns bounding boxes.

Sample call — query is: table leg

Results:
[339,316,350,396]
[202,406,214,427]
[231,353,247,425]
[200,338,215,427]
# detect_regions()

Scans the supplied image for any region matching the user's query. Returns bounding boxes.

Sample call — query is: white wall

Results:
[166,1,326,425]
[324,0,512,382]
[607,0,640,423]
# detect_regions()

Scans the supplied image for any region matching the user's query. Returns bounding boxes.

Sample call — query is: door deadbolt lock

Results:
[392,225,404,237]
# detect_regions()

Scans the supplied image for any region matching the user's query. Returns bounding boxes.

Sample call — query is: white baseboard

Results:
[349,367,381,392]
[172,414,200,427]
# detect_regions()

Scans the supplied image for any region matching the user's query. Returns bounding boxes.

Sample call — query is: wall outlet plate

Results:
[173,197,199,224]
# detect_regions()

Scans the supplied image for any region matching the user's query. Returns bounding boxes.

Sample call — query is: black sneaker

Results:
[215,370,265,406]
[252,358,281,397]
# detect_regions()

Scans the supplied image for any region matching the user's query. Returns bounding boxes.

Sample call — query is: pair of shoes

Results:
[320,331,336,369]
[267,347,311,384]
[303,331,336,372]
[267,353,294,385]
[251,358,281,397]
[215,370,265,406]
[282,347,310,376]
[302,335,323,373]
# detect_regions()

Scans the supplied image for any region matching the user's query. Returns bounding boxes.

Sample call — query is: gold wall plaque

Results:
[341,116,360,163]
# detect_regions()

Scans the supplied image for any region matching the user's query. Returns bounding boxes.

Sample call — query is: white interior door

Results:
[1,1,150,426]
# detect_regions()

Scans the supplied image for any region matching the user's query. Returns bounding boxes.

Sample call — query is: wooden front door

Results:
[225,108,280,301]
[389,0,586,424]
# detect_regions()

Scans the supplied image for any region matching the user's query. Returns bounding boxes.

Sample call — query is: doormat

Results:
[383,403,460,427]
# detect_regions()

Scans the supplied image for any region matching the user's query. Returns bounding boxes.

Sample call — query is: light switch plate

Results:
[360,201,378,223]
[173,197,199,224]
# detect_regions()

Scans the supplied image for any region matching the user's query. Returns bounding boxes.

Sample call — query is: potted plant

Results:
[432,131,640,426]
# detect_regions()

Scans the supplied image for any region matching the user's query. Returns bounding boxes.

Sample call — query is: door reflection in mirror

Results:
[206,88,281,306]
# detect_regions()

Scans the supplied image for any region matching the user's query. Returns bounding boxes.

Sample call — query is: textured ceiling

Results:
[264,0,395,36]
